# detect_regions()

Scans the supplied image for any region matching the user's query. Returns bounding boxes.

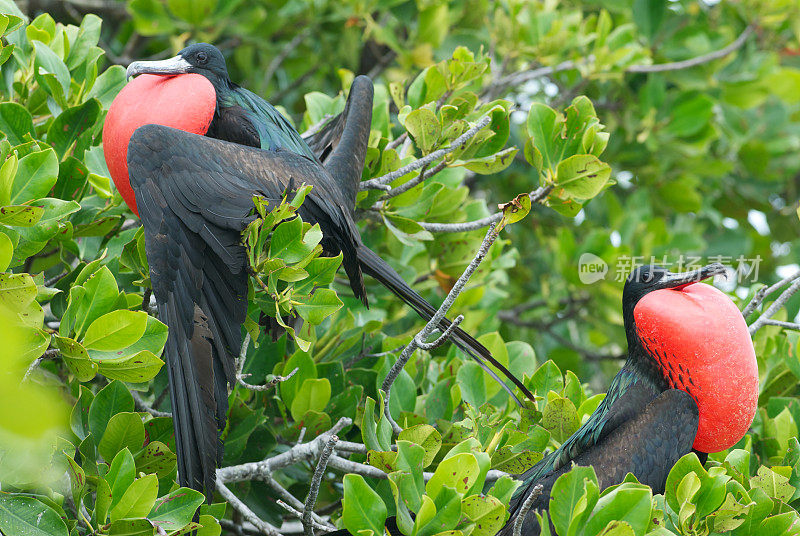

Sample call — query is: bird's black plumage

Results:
[497,264,725,535]
[126,44,534,501]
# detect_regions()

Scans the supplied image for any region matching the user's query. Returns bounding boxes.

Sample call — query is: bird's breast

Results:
[633,283,758,453]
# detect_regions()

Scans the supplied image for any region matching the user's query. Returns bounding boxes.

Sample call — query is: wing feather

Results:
[127,123,363,499]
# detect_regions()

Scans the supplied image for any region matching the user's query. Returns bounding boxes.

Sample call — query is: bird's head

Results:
[126,43,230,88]
[622,263,726,319]
[620,262,757,453]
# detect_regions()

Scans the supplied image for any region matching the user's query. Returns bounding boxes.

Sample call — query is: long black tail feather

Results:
[356,245,534,405]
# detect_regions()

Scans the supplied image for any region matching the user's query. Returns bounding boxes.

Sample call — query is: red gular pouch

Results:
[103,73,216,216]
[634,283,758,453]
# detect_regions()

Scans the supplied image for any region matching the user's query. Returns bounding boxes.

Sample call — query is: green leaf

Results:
[0,205,44,226]
[555,155,612,200]
[86,65,127,107]
[0,102,34,145]
[88,380,134,442]
[666,93,714,138]
[293,288,343,324]
[342,474,387,536]
[405,108,441,153]
[750,465,796,503]
[96,350,164,383]
[425,452,479,499]
[633,0,666,40]
[584,482,653,536]
[82,309,148,351]
[135,441,177,478]
[98,412,145,461]
[0,494,69,536]
[32,40,71,97]
[106,448,136,512]
[549,465,598,536]
[109,474,159,522]
[541,396,580,443]
[461,494,506,536]
[398,424,441,467]
[10,148,59,204]
[0,231,12,271]
[414,484,462,536]
[462,147,518,175]
[47,99,101,158]
[106,519,155,536]
[289,378,331,421]
[148,488,205,530]
[72,265,119,337]
[54,334,97,381]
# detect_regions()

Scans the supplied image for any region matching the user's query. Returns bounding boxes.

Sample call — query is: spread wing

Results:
[127,124,363,499]
[303,75,374,208]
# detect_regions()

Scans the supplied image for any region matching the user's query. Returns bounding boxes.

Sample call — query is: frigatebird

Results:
[104,46,534,501]
[496,263,759,535]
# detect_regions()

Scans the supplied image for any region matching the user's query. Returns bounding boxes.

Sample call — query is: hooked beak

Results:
[657,262,727,290]
[126,55,192,80]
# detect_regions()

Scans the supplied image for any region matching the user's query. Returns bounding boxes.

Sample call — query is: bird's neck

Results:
[623,311,670,391]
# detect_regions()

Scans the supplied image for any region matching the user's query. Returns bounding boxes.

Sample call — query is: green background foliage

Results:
[0,0,799,535]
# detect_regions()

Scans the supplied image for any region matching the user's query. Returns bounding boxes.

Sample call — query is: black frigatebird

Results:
[497,263,759,535]
[104,46,534,501]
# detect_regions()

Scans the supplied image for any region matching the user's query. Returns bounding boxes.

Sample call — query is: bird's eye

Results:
[196,51,208,64]
[641,272,654,283]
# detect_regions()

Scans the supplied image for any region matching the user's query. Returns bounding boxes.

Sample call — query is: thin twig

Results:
[381,224,502,433]
[416,315,464,350]
[265,28,311,84]
[263,475,334,530]
[131,391,172,418]
[235,333,300,391]
[216,479,282,536]
[326,454,387,479]
[749,279,800,335]
[218,418,352,483]
[44,271,68,287]
[22,348,59,382]
[494,60,578,92]
[239,367,299,392]
[360,115,493,191]
[303,435,338,536]
[385,132,408,151]
[513,484,544,536]
[419,186,551,233]
[277,501,333,533]
[761,319,800,331]
[301,114,334,138]
[627,26,754,73]
[742,271,800,317]
[379,160,448,201]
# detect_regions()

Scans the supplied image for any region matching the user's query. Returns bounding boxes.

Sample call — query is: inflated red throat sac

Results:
[634,282,758,453]
[103,73,216,215]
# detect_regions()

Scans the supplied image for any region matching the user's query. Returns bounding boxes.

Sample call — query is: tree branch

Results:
[131,391,171,418]
[265,28,311,84]
[218,418,352,483]
[761,319,800,331]
[742,271,800,318]
[360,115,493,191]
[263,475,334,531]
[513,484,543,536]
[749,279,800,335]
[627,26,754,73]
[418,186,551,233]
[381,224,502,434]
[216,479,282,536]
[303,435,338,536]
[22,348,59,382]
